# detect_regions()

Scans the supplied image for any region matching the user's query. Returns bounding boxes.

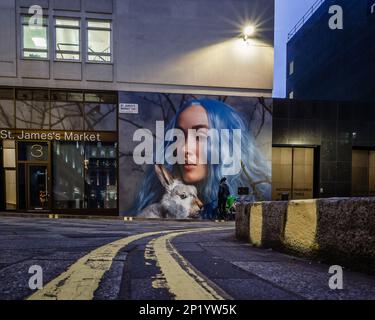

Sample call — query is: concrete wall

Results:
[0,0,274,96]
[236,198,375,273]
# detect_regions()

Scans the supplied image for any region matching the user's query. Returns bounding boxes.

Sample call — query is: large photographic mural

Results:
[119,93,272,219]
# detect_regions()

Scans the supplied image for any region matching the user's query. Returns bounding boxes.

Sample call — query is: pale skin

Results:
[176,104,209,184]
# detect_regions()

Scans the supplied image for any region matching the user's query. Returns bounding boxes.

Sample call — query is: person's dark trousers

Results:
[218,197,227,220]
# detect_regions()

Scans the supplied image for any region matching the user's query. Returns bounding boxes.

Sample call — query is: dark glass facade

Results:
[273,98,375,199]
[286,0,375,102]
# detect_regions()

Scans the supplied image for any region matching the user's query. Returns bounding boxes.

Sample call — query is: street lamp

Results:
[242,25,256,42]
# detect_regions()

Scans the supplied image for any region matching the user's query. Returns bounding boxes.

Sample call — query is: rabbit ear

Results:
[155,164,174,188]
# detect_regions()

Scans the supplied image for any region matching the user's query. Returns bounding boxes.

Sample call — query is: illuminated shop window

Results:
[53,141,118,210]
[21,15,48,59]
[87,20,112,62]
[85,142,117,209]
[55,18,80,61]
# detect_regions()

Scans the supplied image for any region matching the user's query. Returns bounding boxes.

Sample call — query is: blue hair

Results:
[131,99,271,217]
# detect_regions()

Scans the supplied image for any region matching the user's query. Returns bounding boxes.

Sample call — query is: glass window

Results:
[53,142,85,209]
[51,102,84,130]
[85,92,117,103]
[55,18,80,61]
[51,91,67,101]
[22,15,48,59]
[85,103,117,131]
[0,88,14,100]
[87,20,111,62]
[289,60,294,75]
[0,100,15,128]
[85,142,117,209]
[67,92,84,102]
[16,100,50,129]
[16,89,33,100]
[53,141,117,210]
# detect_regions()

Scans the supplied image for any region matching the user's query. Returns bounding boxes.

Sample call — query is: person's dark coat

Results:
[218,182,230,199]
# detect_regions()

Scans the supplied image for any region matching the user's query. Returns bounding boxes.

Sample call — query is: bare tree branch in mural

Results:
[258,97,272,115]
[241,161,271,201]
[254,105,266,138]
[178,94,187,110]
[119,116,156,135]
[244,97,273,139]
[163,93,177,115]
[157,95,166,120]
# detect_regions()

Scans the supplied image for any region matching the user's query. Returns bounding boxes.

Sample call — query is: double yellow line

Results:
[27,227,230,300]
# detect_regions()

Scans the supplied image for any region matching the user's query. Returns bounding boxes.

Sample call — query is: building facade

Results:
[286,0,375,102]
[273,99,375,200]
[0,0,275,215]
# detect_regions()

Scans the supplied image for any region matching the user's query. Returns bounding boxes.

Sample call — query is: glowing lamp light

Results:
[242,25,256,44]
[244,25,255,37]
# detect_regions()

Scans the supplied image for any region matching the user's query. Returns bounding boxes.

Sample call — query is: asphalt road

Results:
[0,216,375,300]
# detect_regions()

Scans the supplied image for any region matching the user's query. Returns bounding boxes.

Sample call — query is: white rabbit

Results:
[138,164,203,219]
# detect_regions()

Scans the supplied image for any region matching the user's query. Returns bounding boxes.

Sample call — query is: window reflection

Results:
[53,141,117,210]
[51,102,84,130]
[85,103,116,131]
[87,20,112,62]
[55,18,80,61]
[22,15,48,59]
[0,100,15,128]
[53,141,85,209]
[85,142,117,209]
[16,100,50,129]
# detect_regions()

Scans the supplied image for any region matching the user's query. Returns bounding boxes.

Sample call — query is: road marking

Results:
[147,228,230,300]
[27,230,172,300]
[27,227,225,300]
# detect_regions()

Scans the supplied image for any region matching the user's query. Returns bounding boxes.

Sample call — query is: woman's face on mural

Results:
[176,104,209,184]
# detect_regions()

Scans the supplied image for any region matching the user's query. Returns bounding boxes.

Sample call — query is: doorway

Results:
[17,141,51,211]
[27,164,49,210]
[352,149,375,196]
[272,146,316,200]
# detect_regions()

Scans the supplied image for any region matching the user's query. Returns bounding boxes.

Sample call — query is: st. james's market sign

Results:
[0,129,110,142]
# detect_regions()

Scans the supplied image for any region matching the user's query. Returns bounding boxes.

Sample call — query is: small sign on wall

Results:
[119,103,139,114]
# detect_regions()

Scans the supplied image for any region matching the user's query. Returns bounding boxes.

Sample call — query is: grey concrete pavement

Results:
[0,216,374,300]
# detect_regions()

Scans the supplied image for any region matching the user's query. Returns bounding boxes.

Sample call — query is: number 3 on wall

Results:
[31,144,44,159]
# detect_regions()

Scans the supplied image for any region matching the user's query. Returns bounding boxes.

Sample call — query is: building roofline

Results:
[287,0,326,41]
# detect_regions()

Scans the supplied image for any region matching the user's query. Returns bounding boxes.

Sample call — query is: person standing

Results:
[218,178,230,219]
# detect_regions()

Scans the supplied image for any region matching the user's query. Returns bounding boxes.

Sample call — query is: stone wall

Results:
[235,198,375,273]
